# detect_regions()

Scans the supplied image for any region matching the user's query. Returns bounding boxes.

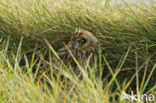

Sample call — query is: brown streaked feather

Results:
[49,29,104,76]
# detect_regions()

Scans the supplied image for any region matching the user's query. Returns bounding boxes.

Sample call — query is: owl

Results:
[36,28,103,84]
[51,28,102,75]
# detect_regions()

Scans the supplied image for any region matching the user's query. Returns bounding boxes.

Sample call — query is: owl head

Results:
[70,28,100,50]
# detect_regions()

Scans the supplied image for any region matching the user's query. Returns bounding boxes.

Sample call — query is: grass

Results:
[0,0,156,102]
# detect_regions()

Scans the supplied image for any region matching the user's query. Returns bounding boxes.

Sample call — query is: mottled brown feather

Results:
[51,29,103,75]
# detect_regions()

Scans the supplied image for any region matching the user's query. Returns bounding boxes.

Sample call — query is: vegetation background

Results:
[0,0,156,102]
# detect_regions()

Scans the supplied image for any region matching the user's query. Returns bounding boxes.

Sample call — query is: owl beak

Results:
[74,44,79,49]
[72,42,79,49]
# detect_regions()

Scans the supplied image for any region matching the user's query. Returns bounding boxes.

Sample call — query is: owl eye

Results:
[81,39,85,43]
[77,38,86,44]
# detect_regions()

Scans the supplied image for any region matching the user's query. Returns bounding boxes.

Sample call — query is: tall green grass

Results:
[0,0,156,102]
[0,36,156,103]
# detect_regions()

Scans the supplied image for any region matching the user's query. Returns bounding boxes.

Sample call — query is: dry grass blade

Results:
[124,52,156,91]
[64,43,91,83]
[44,38,69,71]
[0,38,2,43]
[104,45,132,92]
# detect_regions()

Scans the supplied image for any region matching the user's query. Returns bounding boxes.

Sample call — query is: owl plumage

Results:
[36,28,103,83]
[52,29,102,75]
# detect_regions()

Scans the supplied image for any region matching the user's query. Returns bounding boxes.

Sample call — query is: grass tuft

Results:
[0,0,156,103]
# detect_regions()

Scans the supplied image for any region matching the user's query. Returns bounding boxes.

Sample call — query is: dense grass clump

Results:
[0,0,156,103]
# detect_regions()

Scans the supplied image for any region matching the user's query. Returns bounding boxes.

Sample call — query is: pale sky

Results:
[91,0,155,4]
